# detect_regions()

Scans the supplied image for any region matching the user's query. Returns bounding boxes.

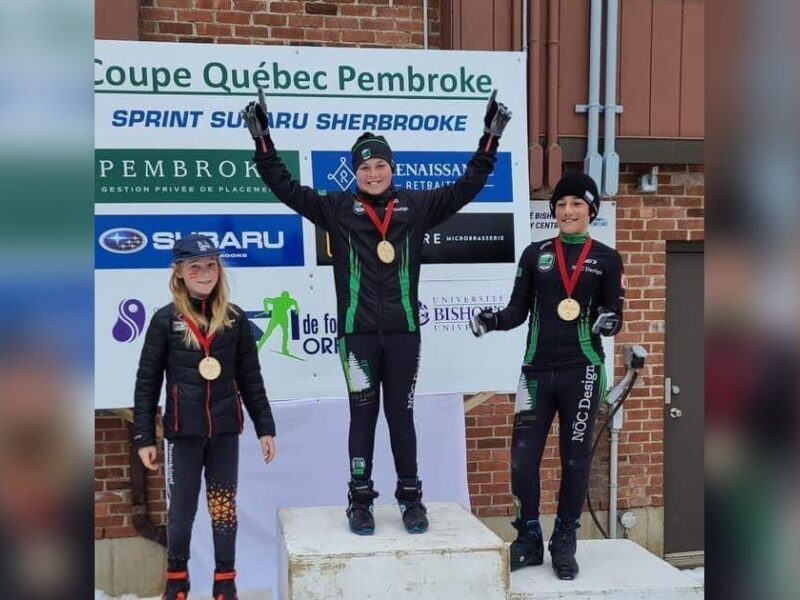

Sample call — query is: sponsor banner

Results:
[95,270,526,406]
[95,149,300,203]
[95,41,532,407]
[315,212,514,265]
[95,214,305,269]
[311,150,513,201]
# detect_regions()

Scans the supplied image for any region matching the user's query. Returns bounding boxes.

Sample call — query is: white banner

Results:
[94,41,530,407]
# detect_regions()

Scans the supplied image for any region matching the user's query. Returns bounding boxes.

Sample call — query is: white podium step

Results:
[510,539,703,600]
[277,501,508,600]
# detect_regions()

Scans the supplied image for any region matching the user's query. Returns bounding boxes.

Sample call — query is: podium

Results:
[510,539,703,600]
[277,502,508,600]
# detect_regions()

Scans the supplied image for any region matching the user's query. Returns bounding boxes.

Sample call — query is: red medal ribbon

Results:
[360,199,396,240]
[181,316,216,357]
[555,237,594,297]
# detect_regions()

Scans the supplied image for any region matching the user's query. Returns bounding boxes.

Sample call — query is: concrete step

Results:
[277,501,508,600]
[510,539,703,600]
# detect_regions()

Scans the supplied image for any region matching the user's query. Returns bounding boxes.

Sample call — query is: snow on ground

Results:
[683,566,705,586]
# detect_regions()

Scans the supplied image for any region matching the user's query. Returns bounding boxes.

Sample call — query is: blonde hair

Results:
[169,257,237,350]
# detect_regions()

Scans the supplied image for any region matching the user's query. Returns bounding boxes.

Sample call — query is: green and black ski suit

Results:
[253,133,497,481]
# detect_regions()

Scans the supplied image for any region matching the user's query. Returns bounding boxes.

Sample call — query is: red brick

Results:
[339,7,372,18]
[466,426,493,439]
[305,2,338,15]
[197,23,233,36]
[287,14,325,27]
[271,1,304,13]
[102,429,131,441]
[271,26,305,39]
[234,25,273,37]
[360,17,396,30]
[233,0,265,11]
[340,29,376,44]
[195,0,232,8]
[216,11,252,24]
[158,0,193,7]
[476,438,506,449]
[375,6,412,19]
[253,13,287,25]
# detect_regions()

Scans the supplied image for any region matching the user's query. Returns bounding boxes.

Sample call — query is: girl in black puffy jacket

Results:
[132,233,276,600]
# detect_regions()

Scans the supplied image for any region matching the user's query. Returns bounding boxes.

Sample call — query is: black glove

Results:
[591,307,621,336]
[241,87,271,150]
[469,308,498,338]
[483,89,512,138]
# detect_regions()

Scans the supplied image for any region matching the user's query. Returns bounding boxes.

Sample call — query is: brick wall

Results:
[466,163,705,518]
[140,0,441,48]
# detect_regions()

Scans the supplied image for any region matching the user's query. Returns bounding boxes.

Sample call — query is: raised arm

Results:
[419,90,512,228]
[242,88,337,229]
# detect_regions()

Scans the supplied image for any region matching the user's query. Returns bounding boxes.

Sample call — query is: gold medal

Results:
[198,356,221,380]
[557,298,581,321]
[377,239,395,264]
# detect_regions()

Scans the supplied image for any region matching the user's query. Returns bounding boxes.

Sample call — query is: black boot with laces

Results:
[395,478,428,533]
[548,516,581,580]
[346,479,379,535]
[509,519,544,571]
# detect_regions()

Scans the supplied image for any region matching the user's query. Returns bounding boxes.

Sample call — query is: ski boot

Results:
[395,478,428,534]
[162,570,189,600]
[212,570,237,600]
[509,519,544,571]
[346,479,379,535]
[548,516,581,580]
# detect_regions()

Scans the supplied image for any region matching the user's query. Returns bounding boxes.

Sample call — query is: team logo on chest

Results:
[353,200,365,215]
[537,252,555,273]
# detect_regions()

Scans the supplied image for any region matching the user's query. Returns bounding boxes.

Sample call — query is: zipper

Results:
[233,381,244,433]
[171,384,180,432]
[206,380,213,438]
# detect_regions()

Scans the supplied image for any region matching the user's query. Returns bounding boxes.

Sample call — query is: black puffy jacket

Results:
[253,134,497,335]
[132,297,275,447]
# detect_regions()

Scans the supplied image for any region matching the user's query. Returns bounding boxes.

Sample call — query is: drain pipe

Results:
[545,0,562,187]
[608,410,623,538]
[528,0,544,189]
[423,0,428,49]
[602,0,623,196]
[577,0,603,186]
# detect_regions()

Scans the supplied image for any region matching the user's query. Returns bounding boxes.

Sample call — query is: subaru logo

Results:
[99,228,148,254]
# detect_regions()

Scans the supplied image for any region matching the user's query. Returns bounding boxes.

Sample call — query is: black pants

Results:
[338,333,421,482]
[166,434,239,572]
[510,364,607,522]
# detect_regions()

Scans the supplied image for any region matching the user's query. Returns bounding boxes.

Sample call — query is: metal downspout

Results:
[577,0,603,186]
[545,0,562,187]
[528,0,543,190]
[602,0,623,196]
[609,423,619,538]
[423,0,429,49]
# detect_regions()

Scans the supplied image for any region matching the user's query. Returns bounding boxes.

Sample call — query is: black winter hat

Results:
[549,171,601,222]
[173,234,220,263]
[351,132,394,171]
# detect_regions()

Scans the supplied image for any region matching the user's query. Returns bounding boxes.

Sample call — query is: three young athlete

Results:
[133,87,624,598]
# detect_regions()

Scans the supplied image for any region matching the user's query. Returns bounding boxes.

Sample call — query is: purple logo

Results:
[113,298,146,343]
[418,301,430,326]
